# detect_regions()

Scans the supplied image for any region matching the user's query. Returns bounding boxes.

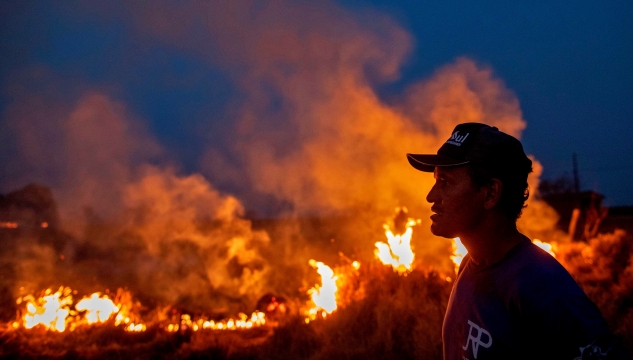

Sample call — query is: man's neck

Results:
[460,215,526,268]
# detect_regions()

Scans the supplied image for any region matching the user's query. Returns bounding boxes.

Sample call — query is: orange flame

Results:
[306,259,338,322]
[18,287,73,332]
[16,287,140,332]
[375,219,417,274]
[533,239,556,258]
[450,237,468,273]
[75,293,119,324]
[15,287,267,333]
[166,312,266,332]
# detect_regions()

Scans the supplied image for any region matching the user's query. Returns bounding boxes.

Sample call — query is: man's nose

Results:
[426,183,439,204]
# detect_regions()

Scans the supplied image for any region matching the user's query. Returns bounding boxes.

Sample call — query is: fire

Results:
[166,312,266,332]
[306,259,338,321]
[18,287,73,332]
[14,287,268,334]
[450,237,468,273]
[114,312,146,332]
[375,210,417,274]
[75,293,119,324]
[16,287,134,332]
[533,239,556,258]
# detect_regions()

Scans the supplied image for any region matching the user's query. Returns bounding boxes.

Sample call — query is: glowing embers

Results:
[306,259,338,321]
[166,312,266,332]
[0,221,18,228]
[375,207,418,274]
[256,294,288,325]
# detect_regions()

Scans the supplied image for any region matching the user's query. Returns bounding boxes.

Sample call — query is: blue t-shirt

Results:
[443,237,624,360]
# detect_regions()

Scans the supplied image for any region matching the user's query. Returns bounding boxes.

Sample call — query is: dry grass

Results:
[0,265,451,359]
[2,230,632,359]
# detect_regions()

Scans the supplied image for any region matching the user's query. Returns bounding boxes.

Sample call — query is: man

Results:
[406,123,630,360]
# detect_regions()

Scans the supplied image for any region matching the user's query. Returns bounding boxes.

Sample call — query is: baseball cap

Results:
[407,123,532,172]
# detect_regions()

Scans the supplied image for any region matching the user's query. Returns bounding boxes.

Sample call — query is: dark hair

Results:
[467,161,533,220]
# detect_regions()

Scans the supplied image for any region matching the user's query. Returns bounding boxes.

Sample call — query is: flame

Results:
[533,239,556,258]
[375,219,417,274]
[15,286,269,333]
[166,311,266,332]
[306,259,338,321]
[75,293,119,324]
[18,287,73,332]
[17,288,134,332]
[111,289,146,331]
[450,237,468,273]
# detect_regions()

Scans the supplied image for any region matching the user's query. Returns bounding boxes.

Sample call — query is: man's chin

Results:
[430,223,455,239]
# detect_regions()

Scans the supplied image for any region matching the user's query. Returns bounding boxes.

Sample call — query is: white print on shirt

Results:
[462,320,493,359]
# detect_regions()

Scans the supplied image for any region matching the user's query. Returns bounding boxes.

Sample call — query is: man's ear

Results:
[483,178,503,210]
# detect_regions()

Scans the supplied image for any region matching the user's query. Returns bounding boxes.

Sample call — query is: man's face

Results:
[426,166,487,238]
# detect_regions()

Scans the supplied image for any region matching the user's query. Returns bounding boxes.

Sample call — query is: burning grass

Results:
[1,195,632,359]
[0,264,451,359]
[2,228,633,359]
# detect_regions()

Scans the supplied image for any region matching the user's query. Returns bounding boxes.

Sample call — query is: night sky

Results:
[342,0,633,206]
[1,1,632,213]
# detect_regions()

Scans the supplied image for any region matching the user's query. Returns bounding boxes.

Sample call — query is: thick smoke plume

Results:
[121,165,271,310]
[0,73,277,314]
[187,0,558,268]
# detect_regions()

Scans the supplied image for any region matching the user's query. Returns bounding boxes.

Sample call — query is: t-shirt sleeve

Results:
[528,294,631,359]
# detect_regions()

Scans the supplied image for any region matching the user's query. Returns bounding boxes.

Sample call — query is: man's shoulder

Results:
[504,240,587,304]
[459,239,583,298]
[511,240,563,270]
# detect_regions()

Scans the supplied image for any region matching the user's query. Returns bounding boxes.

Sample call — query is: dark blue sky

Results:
[346,0,633,205]
[1,1,632,207]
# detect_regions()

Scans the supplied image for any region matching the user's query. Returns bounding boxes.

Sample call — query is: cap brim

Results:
[407,153,469,172]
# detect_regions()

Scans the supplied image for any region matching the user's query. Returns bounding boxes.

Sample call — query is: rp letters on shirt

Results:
[462,319,492,359]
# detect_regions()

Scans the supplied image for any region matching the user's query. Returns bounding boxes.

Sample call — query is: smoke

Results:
[518,158,567,241]
[1,69,163,231]
[0,69,277,313]
[181,2,533,222]
[201,17,553,265]
[183,1,560,267]
[122,165,271,310]
[0,0,565,314]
